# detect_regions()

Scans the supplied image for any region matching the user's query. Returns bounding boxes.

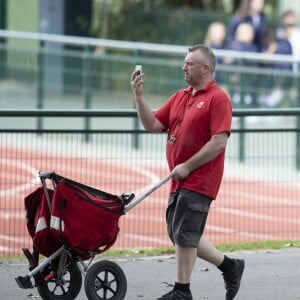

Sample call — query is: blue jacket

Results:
[263,38,292,70]
[228,41,258,67]
[227,12,267,52]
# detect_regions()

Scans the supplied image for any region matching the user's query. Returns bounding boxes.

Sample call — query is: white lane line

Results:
[0,234,27,243]
[221,189,300,206]
[125,212,298,241]
[122,226,276,244]
[125,214,277,240]
[124,214,164,222]
[216,207,300,225]
[121,233,170,246]
[0,211,24,220]
[0,158,39,198]
[0,246,17,252]
[206,225,276,240]
[105,158,162,195]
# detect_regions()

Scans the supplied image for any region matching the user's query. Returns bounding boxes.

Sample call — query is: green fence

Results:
[0,30,299,115]
[0,109,300,257]
[0,31,300,257]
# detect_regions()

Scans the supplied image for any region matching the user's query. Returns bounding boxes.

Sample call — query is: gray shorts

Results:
[166,189,212,247]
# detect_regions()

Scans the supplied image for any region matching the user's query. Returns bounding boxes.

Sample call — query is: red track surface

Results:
[1,147,299,257]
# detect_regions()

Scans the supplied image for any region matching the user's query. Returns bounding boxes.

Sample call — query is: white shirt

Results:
[288,28,300,72]
[289,27,300,57]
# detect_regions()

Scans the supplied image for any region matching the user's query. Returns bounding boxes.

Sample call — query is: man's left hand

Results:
[171,164,190,180]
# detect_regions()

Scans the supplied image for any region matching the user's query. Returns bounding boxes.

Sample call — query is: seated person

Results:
[225,23,258,107]
[225,22,258,65]
[204,22,227,84]
[259,29,292,107]
[204,22,227,51]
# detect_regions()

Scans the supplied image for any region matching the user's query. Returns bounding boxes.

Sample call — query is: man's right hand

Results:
[130,69,144,98]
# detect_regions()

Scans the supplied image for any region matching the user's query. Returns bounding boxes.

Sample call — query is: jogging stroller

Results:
[15,171,171,300]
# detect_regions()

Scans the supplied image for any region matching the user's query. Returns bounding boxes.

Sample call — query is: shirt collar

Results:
[184,80,216,95]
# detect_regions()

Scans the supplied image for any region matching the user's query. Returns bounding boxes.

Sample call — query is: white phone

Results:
[135,64,142,74]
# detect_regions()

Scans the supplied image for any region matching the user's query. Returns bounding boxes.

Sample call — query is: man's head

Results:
[182,45,216,87]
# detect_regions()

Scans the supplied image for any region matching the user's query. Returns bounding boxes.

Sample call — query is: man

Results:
[130,45,244,300]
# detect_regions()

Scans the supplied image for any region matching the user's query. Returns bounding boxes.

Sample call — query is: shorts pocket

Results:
[182,201,209,233]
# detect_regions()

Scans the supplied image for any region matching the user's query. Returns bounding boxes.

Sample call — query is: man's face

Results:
[182,50,206,86]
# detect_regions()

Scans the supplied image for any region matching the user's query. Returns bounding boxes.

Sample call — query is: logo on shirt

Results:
[196,101,205,109]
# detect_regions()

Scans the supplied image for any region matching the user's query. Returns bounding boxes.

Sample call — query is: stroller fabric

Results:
[24,187,62,257]
[50,178,125,258]
[24,175,125,260]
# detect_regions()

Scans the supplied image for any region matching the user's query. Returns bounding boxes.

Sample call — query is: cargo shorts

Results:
[166,189,212,247]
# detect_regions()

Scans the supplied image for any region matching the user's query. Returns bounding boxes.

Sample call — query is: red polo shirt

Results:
[154,81,232,199]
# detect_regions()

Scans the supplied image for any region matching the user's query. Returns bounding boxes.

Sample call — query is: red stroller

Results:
[15,171,171,300]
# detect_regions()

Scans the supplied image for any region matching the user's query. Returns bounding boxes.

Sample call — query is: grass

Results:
[100,240,300,258]
[2,240,300,261]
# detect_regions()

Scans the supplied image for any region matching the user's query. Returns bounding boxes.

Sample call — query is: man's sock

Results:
[174,282,190,292]
[218,255,234,273]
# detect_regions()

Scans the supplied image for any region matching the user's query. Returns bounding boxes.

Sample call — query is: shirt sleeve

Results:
[210,91,232,137]
[154,94,176,130]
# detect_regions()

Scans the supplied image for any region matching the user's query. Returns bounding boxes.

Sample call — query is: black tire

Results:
[84,260,127,300]
[37,260,82,300]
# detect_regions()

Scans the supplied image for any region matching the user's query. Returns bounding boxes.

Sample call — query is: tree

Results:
[91,0,279,44]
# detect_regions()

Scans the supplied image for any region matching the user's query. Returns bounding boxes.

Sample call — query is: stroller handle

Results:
[124,173,172,213]
[39,171,56,178]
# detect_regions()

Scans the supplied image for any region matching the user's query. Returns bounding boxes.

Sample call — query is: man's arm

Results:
[172,132,229,179]
[131,69,164,132]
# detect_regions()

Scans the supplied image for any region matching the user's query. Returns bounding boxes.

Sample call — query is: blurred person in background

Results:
[277,10,300,73]
[273,9,300,107]
[225,23,258,107]
[204,22,227,51]
[227,0,267,52]
[259,29,292,107]
[226,23,258,58]
[204,22,227,85]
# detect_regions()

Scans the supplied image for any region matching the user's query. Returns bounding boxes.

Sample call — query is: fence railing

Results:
[1,108,300,257]
[1,107,300,167]
[0,109,300,256]
[0,30,299,113]
[1,29,300,256]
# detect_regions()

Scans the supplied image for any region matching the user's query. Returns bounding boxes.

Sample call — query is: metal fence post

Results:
[239,59,246,163]
[296,117,300,170]
[0,0,7,79]
[37,41,45,131]
[296,70,300,170]
[84,45,93,142]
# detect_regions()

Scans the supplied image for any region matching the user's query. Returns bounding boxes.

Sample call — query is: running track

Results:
[1,146,299,257]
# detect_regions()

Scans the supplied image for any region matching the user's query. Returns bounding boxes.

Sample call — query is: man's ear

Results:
[202,64,210,73]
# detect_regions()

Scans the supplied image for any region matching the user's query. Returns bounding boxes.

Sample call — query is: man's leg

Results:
[175,244,197,283]
[197,236,224,265]
[156,190,200,300]
[197,237,245,300]
[156,245,195,300]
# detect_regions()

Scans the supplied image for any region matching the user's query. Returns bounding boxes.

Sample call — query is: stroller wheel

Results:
[37,259,82,300]
[84,260,127,300]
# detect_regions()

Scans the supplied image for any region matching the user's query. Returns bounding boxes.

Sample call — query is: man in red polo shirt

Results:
[131,44,244,300]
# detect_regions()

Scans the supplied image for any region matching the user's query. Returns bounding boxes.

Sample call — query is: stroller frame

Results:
[15,171,171,300]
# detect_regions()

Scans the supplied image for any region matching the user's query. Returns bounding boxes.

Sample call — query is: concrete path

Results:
[1,248,300,300]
